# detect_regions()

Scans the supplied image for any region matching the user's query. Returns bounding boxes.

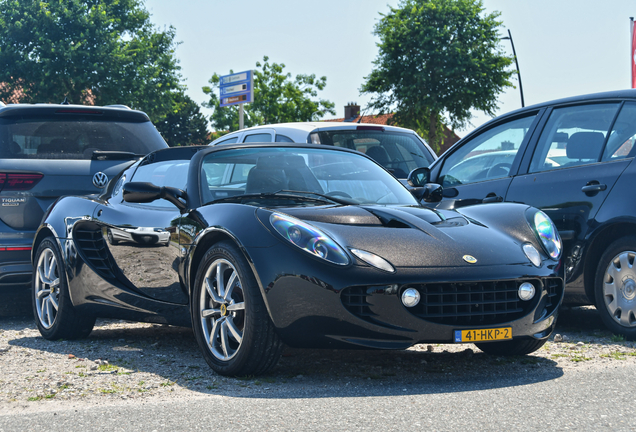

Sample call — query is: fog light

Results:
[518,282,535,301]
[402,288,421,307]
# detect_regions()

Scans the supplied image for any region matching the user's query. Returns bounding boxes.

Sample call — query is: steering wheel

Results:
[486,163,512,179]
[326,191,352,198]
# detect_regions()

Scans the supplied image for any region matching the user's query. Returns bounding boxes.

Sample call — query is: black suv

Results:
[0,103,168,308]
[408,89,636,338]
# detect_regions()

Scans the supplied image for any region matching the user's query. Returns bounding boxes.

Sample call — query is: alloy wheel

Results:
[199,258,246,361]
[35,247,60,329]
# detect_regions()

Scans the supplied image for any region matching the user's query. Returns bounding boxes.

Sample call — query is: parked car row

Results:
[2,89,635,376]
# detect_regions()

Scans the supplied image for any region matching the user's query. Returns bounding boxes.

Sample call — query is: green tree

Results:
[154,92,210,146]
[203,56,336,132]
[0,0,182,123]
[361,0,514,152]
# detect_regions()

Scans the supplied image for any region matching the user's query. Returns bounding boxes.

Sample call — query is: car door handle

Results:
[482,193,503,203]
[581,182,607,195]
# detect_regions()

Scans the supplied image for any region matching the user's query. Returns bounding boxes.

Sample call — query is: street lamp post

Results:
[501,29,525,108]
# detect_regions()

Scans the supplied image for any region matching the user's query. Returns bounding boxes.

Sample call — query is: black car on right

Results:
[408,89,636,338]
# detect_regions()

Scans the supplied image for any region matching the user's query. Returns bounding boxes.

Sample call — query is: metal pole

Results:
[239,103,244,130]
[503,29,525,108]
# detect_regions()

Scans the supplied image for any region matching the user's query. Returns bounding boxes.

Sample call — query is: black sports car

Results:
[32,144,564,376]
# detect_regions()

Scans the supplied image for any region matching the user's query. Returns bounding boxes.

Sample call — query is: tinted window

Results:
[215,136,239,145]
[529,103,619,173]
[0,118,166,159]
[310,130,434,177]
[275,134,294,143]
[243,133,272,143]
[129,159,190,208]
[440,115,535,187]
[602,102,636,161]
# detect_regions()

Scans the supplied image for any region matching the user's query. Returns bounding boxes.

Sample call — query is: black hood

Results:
[278,204,535,268]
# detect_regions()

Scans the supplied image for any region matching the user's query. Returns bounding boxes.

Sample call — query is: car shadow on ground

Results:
[2,315,576,400]
[8,304,618,400]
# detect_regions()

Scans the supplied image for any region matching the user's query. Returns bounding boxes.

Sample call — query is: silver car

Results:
[209,122,437,181]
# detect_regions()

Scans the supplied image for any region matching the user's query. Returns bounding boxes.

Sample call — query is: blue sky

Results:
[144,0,636,136]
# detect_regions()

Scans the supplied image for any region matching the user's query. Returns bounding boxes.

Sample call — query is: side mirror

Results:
[410,183,443,203]
[123,182,187,211]
[407,167,430,187]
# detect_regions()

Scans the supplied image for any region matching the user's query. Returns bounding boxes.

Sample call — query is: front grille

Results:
[340,286,377,322]
[407,281,532,326]
[73,226,115,279]
[543,277,563,315]
[342,279,557,327]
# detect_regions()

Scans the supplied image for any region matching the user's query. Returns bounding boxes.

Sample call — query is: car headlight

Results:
[532,210,562,260]
[270,213,349,265]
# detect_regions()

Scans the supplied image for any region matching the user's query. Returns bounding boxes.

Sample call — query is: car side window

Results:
[602,102,636,161]
[529,103,620,173]
[129,160,190,208]
[439,115,536,187]
[215,136,239,145]
[275,134,294,143]
[243,133,272,143]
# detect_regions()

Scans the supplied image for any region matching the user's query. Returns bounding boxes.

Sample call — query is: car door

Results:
[429,112,542,209]
[92,157,190,304]
[506,102,631,281]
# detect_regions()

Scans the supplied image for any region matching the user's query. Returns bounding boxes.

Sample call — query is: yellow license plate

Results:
[454,327,512,343]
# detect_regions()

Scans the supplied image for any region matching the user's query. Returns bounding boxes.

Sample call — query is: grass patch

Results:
[98,363,118,372]
[27,396,42,402]
[571,355,592,362]
[551,354,569,359]
[206,384,219,390]
[160,381,174,387]
[36,369,46,373]
[611,334,625,343]
[601,352,626,360]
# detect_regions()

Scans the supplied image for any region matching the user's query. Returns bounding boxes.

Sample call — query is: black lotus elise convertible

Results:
[32,143,564,376]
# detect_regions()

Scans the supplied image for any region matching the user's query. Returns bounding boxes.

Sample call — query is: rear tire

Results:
[475,338,547,356]
[191,241,283,376]
[594,237,636,340]
[32,237,95,340]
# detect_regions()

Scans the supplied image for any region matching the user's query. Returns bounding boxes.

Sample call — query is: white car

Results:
[209,122,437,180]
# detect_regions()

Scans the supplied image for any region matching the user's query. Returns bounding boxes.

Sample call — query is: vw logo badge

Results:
[93,172,108,188]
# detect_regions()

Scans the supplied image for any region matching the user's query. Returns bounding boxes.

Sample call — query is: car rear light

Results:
[0,247,31,251]
[0,173,44,192]
[356,126,384,131]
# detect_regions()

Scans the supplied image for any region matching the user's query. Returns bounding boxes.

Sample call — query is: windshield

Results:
[201,147,419,206]
[309,129,434,177]
[0,117,167,160]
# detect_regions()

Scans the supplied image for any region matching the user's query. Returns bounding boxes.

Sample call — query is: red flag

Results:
[632,20,636,88]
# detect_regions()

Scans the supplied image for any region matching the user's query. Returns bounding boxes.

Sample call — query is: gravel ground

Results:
[1,306,635,409]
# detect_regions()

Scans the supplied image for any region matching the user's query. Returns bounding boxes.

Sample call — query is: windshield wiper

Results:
[91,151,145,160]
[209,189,355,205]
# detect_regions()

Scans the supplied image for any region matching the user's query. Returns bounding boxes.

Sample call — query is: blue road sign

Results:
[219,70,254,107]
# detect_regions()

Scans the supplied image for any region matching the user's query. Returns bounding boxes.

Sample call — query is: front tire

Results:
[192,241,283,376]
[32,237,95,340]
[475,338,547,356]
[594,237,636,339]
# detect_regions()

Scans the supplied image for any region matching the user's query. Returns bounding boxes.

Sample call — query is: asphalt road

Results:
[0,363,632,431]
[1,306,635,431]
